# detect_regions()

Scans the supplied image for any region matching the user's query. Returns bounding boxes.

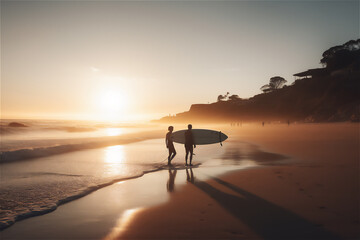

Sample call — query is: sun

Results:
[95,89,128,121]
[99,91,125,111]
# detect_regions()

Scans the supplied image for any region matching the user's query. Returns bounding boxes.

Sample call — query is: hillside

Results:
[157,39,360,123]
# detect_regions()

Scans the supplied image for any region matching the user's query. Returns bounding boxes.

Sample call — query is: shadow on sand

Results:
[193,176,340,240]
[220,142,289,166]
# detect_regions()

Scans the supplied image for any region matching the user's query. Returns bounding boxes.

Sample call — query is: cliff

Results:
[157,40,360,123]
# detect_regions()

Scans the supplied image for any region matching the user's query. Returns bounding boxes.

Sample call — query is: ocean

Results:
[0,119,163,229]
[0,119,263,230]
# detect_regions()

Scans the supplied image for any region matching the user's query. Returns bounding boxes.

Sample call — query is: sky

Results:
[1,0,359,121]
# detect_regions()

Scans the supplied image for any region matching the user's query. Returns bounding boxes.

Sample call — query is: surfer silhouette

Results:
[166,126,176,165]
[185,124,196,166]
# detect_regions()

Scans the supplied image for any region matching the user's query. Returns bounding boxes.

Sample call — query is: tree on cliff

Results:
[228,94,240,101]
[217,92,229,101]
[320,39,360,70]
[260,76,287,93]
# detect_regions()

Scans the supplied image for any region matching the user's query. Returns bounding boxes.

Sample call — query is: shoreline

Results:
[0,131,275,236]
[0,172,146,231]
[0,165,260,239]
[0,159,259,232]
[1,123,358,239]
[0,131,243,232]
[0,133,166,231]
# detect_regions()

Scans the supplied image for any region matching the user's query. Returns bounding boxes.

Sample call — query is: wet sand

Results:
[117,123,359,239]
[0,162,253,239]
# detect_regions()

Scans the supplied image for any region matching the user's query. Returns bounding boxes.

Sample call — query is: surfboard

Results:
[171,129,228,145]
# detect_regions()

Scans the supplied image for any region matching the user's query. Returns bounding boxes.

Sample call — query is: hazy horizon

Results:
[2,0,359,121]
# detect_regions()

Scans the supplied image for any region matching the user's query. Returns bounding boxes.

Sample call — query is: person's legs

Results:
[170,150,177,161]
[189,146,193,165]
[168,145,176,165]
[168,149,172,164]
[185,145,189,165]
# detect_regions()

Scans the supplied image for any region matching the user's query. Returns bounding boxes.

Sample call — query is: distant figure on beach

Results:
[262,121,265,127]
[167,169,177,192]
[185,124,196,166]
[166,126,176,165]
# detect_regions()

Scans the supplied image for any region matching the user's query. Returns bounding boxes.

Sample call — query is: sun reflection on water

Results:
[104,145,126,176]
[106,128,123,136]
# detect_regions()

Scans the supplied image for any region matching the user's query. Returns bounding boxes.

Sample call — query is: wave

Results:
[18,172,86,178]
[0,127,28,135]
[44,126,97,132]
[0,131,162,163]
[0,126,97,135]
[0,168,156,231]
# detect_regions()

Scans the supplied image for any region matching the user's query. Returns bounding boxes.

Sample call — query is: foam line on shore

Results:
[0,172,143,230]
[0,161,200,231]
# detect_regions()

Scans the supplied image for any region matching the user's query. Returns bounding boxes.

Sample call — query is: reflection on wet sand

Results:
[186,168,195,184]
[103,208,143,240]
[166,169,177,192]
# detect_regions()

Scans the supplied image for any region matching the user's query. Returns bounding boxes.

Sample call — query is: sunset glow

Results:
[2,1,357,121]
[91,81,130,122]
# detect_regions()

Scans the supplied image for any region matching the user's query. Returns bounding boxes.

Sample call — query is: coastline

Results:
[1,123,358,239]
[0,130,165,231]
[0,165,257,240]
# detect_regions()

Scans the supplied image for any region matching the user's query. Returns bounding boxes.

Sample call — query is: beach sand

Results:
[1,123,358,239]
[116,123,359,239]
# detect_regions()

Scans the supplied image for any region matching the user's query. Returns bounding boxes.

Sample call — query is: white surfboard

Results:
[172,129,228,145]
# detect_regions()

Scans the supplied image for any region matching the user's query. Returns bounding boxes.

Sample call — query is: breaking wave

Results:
[0,132,162,163]
[0,165,170,230]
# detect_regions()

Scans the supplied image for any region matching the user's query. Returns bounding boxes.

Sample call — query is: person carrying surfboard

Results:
[166,126,176,165]
[185,124,196,166]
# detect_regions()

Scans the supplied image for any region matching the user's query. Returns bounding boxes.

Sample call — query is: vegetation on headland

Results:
[157,39,360,123]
